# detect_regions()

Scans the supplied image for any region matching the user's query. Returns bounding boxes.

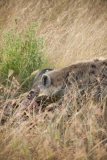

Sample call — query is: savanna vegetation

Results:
[0,0,107,159]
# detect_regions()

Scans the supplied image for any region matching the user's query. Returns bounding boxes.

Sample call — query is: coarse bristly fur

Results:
[37,58,107,100]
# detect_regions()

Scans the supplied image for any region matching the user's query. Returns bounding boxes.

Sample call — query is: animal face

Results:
[27,68,53,100]
[39,71,65,96]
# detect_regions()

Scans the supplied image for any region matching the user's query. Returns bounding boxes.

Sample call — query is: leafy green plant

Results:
[0,23,47,92]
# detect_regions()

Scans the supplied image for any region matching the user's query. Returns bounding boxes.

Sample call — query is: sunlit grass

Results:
[0,0,107,160]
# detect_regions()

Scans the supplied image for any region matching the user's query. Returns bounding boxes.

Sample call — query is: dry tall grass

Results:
[1,0,107,66]
[1,0,107,159]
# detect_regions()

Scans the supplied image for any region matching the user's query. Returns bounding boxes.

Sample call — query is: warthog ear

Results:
[42,74,51,87]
